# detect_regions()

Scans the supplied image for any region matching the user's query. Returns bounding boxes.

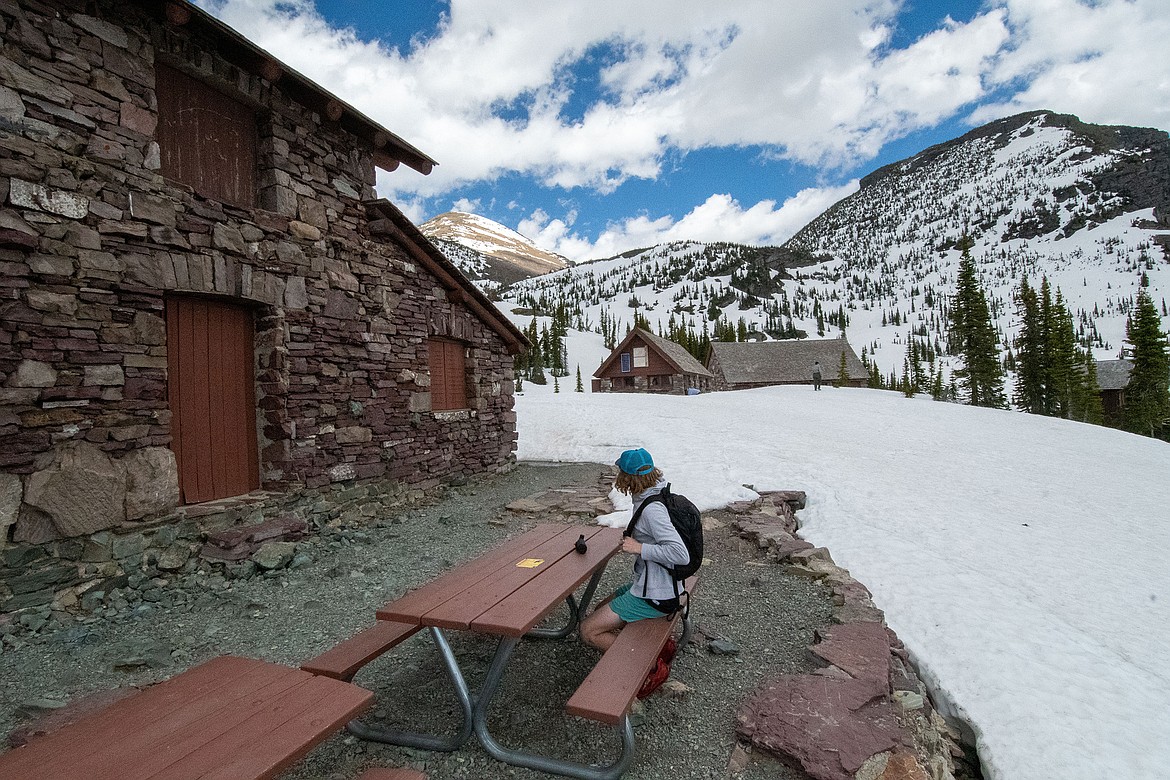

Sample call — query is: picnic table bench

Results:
[0,655,390,780]
[296,524,698,780]
[566,575,698,726]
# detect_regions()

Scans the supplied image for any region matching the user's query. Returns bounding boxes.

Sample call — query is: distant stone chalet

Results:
[0,0,527,614]
[593,328,713,394]
[706,339,867,391]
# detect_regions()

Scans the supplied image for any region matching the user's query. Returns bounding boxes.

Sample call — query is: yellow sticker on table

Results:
[516,558,545,568]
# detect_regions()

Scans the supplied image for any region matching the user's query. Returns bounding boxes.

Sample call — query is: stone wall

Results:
[0,0,519,612]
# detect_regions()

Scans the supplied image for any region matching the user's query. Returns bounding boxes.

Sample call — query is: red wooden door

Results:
[167,297,260,503]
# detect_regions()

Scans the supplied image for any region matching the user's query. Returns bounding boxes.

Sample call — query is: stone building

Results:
[706,338,867,390]
[0,0,526,615]
[592,327,713,394]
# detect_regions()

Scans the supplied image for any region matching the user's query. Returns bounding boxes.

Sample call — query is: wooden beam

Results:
[259,58,283,83]
[372,150,400,172]
[165,2,192,25]
[325,99,344,122]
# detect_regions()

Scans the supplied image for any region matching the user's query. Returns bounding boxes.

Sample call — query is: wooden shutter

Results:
[430,338,467,411]
[155,63,256,208]
[167,297,260,503]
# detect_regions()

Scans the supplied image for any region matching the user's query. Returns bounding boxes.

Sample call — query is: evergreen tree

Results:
[1071,350,1104,425]
[1013,275,1046,413]
[1123,289,1170,438]
[836,350,849,388]
[948,242,1006,408]
[1048,291,1080,418]
[575,365,584,393]
[553,374,560,393]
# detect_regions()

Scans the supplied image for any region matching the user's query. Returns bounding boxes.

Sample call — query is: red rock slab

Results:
[812,621,891,691]
[737,675,906,780]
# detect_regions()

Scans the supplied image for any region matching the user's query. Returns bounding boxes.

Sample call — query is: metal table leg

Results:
[527,565,608,640]
[472,636,637,780]
[346,627,474,751]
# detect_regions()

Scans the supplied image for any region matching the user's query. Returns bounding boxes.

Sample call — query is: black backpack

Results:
[624,483,703,584]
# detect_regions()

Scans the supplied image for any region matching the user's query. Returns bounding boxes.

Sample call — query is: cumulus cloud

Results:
[518,182,858,262]
[970,0,1170,129]
[200,0,1170,237]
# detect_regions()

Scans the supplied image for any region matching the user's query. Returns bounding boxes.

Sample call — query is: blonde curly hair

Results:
[614,467,663,495]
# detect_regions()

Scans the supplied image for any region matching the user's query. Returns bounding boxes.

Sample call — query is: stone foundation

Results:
[0,467,500,627]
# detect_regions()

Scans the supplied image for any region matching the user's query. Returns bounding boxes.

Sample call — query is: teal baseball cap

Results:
[616,448,655,476]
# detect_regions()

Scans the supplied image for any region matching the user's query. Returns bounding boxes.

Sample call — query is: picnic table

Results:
[0,655,375,780]
[365,523,637,779]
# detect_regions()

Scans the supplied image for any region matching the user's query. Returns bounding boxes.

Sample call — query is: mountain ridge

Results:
[420,211,568,293]
[497,109,1169,386]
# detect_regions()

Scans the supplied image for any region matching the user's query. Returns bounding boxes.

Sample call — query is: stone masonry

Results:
[0,0,524,615]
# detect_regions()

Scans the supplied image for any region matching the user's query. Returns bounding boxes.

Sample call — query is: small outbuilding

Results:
[592,328,713,394]
[706,338,867,391]
[1096,359,1132,424]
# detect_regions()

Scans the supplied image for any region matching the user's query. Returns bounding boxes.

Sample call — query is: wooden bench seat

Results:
[566,577,698,725]
[356,768,428,780]
[300,620,421,681]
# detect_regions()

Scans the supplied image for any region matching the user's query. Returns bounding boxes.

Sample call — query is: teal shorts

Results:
[609,583,672,622]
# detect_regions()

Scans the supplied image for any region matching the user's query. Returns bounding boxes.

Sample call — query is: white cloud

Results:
[519,182,859,262]
[970,0,1170,130]
[202,0,1170,227]
[450,197,481,213]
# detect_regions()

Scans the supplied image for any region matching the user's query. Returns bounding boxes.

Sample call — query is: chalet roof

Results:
[365,200,528,355]
[595,328,713,378]
[1096,359,1133,391]
[708,339,867,384]
[148,1,437,175]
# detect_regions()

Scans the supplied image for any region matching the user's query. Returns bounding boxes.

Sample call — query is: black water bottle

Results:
[574,534,588,554]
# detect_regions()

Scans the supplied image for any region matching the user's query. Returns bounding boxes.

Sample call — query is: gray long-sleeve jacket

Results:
[628,478,689,601]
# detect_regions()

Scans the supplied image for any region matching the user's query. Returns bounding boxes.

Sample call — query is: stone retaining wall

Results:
[727,492,980,780]
[0,469,443,633]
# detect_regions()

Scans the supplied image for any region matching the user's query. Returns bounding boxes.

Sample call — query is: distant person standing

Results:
[812,360,822,391]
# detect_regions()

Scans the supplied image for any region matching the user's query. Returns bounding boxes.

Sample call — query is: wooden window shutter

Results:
[155,63,257,208]
[430,338,467,411]
[167,297,260,503]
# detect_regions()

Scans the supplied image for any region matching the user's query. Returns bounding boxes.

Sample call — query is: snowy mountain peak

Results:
[420,211,568,292]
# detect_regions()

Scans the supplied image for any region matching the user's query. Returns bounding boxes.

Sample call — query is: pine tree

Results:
[836,350,849,388]
[1013,275,1046,413]
[948,242,1006,408]
[1123,288,1170,438]
[1048,291,1080,418]
[1071,350,1104,425]
[553,374,560,393]
[575,365,584,393]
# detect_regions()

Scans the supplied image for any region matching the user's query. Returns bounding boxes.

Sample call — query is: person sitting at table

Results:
[580,447,689,655]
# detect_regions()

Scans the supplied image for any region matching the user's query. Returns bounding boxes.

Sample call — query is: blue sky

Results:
[203,0,1170,261]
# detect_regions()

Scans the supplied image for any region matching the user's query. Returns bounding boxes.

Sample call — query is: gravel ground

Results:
[0,463,835,780]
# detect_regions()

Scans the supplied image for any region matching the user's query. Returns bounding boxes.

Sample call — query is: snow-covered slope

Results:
[514,385,1170,780]
[501,111,1170,386]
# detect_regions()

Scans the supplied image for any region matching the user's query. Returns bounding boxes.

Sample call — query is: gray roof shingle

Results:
[1095,359,1132,391]
[638,329,713,377]
[709,339,867,385]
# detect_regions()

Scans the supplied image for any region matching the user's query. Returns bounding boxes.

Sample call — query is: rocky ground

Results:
[0,463,837,780]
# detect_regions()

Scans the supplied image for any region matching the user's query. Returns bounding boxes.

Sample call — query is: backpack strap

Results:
[623,483,670,537]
